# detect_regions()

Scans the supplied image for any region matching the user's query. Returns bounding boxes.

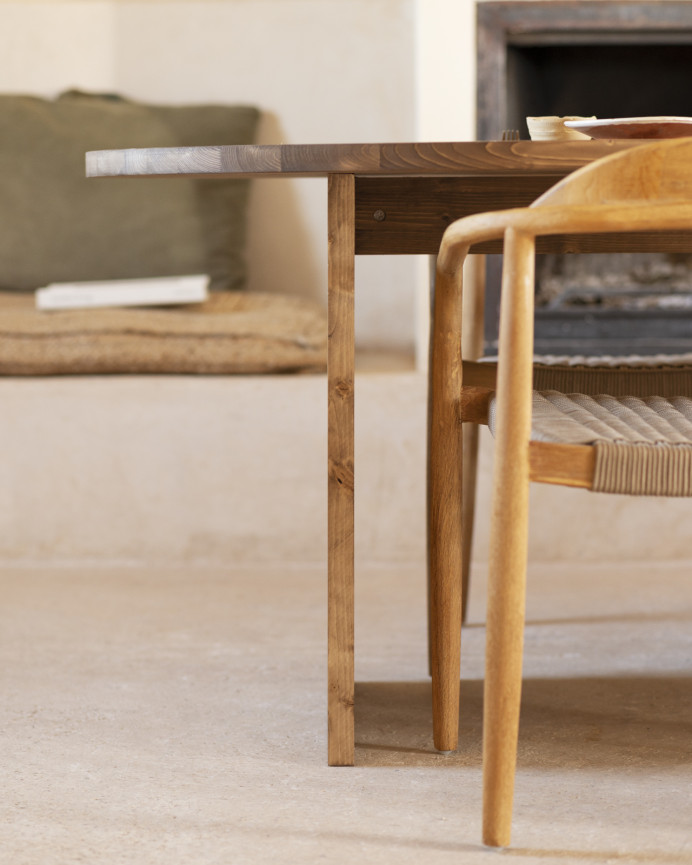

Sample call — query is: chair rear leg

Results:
[461,422,479,622]
[460,253,486,624]
[429,373,463,754]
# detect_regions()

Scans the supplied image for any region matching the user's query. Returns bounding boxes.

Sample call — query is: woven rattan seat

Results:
[488,391,692,495]
[444,351,692,627]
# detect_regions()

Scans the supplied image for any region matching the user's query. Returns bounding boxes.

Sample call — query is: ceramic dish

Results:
[564,116,692,139]
[526,115,594,141]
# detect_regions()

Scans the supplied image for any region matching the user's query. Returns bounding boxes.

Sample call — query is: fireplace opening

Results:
[477,1,692,355]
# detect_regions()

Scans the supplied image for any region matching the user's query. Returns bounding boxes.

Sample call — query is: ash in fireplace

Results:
[536,253,692,310]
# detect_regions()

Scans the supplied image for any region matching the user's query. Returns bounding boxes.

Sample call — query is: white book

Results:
[36,275,209,310]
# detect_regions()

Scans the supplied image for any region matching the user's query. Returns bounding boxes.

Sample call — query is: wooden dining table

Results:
[87,138,662,767]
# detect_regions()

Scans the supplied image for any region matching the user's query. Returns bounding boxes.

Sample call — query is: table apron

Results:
[354,175,692,256]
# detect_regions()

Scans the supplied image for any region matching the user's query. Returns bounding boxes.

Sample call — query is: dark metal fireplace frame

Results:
[477,1,692,141]
[477,1,692,354]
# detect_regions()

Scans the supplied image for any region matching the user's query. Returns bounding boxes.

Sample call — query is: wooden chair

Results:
[428,137,692,847]
[450,263,692,628]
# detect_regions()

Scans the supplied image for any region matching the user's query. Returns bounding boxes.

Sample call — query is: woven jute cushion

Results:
[0,291,327,375]
[488,390,692,496]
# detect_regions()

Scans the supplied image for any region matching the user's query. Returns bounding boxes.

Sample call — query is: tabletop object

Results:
[565,116,692,139]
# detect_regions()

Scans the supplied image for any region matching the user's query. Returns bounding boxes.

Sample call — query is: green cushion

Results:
[0,90,259,292]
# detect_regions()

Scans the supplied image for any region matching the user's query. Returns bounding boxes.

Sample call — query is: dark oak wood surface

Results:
[354,174,692,256]
[87,140,692,257]
[87,140,642,180]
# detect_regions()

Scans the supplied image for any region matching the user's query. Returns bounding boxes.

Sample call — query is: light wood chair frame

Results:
[428,139,692,848]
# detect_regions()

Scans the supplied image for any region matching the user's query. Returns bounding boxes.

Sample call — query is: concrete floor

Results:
[2,559,691,864]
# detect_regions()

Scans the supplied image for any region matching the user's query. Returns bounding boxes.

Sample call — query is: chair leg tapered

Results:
[482,421,530,846]
[429,385,463,753]
[482,227,534,847]
[460,422,479,622]
[430,545,462,752]
[481,515,528,846]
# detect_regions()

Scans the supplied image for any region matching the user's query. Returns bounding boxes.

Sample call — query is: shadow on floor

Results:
[355,674,692,770]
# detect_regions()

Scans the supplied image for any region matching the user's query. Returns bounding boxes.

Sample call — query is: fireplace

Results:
[477,1,692,354]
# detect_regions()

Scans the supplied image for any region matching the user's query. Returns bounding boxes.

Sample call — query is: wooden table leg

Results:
[327,173,356,766]
[429,251,465,753]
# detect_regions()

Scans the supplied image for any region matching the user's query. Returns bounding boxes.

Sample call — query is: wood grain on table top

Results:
[86,140,643,180]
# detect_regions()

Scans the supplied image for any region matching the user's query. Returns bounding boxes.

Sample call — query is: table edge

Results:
[86,140,644,179]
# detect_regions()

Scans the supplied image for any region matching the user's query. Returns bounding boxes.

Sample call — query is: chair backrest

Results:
[533,137,692,209]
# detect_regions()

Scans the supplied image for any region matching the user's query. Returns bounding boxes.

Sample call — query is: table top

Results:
[86,140,643,180]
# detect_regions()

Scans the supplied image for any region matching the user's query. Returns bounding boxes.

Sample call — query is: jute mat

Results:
[0,291,327,375]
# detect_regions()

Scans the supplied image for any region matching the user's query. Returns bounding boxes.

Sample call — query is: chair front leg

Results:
[482,454,530,846]
[482,228,535,847]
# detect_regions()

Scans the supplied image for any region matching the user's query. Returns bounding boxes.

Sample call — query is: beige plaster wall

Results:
[0,374,428,567]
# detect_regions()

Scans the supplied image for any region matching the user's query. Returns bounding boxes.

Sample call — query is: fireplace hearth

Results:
[477,1,692,354]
